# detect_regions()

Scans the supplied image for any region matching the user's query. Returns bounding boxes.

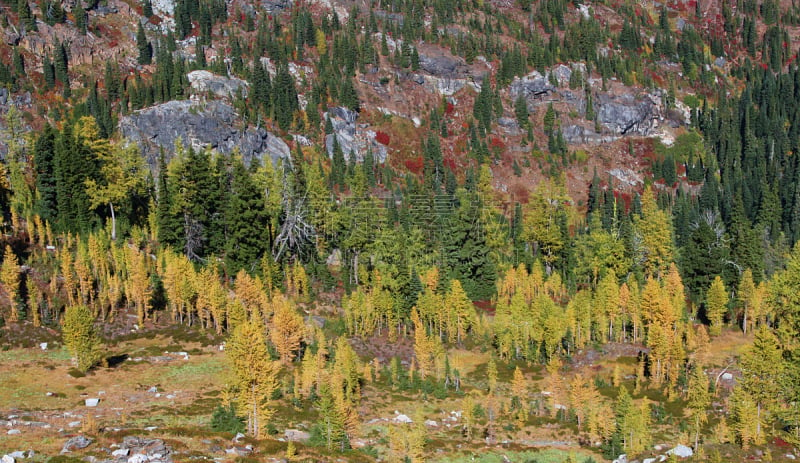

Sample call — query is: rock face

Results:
[324,107,388,163]
[118,100,291,170]
[596,93,656,135]
[262,0,291,12]
[419,51,467,78]
[562,125,618,145]
[151,0,175,16]
[187,71,248,99]
[508,71,556,107]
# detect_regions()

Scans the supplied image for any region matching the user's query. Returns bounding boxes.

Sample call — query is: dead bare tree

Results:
[272,191,316,262]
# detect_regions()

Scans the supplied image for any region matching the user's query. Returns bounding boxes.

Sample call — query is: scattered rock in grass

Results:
[7,430,20,435]
[666,444,693,458]
[61,435,93,453]
[284,429,310,442]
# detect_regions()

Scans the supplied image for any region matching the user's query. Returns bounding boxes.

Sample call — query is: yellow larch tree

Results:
[706,276,728,336]
[227,321,281,437]
[635,185,674,278]
[233,269,269,321]
[125,246,152,326]
[444,279,476,344]
[0,244,20,323]
[270,294,306,363]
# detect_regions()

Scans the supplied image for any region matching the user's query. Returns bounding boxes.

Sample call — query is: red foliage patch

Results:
[404,156,424,175]
[375,130,390,146]
[473,300,495,315]
[443,157,457,171]
[490,137,505,149]
[773,437,791,448]
[614,191,633,212]
[445,102,455,115]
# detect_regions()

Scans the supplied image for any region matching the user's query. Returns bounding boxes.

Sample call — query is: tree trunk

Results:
[757,402,762,440]
[109,202,117,241]
[742,304,748,334]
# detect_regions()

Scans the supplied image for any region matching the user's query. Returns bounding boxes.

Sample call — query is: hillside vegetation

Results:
[3,0,800,460]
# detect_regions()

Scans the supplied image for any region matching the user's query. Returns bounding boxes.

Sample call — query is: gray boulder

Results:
[562,125,618,145]
[61,435,93,453]
[262,0,291,12]
[596,93,656,136]
[151,0,175,16]
[284,429,311,441]
[550,64,572,87]
[419,51,467,78]
[187,71,248,99]
[118,100,291,170]
[509,72,556,109]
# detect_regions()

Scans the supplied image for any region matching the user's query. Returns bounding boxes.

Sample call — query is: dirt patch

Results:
[349,333,415,365]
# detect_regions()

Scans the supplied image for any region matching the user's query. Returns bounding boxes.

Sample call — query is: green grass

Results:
[0,347,71,363]
[431,448,595,463]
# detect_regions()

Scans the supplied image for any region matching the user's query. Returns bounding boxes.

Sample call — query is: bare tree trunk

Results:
[107,202,116,240]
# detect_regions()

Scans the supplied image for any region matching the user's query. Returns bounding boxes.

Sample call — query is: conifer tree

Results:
[62,304,103,372]
[18,0,37,32]
[143,0,153,17]
[0,245,20,323]
[225,158,268,273]
[137,22,153,65]
[270,295,305,363]
[686,365,710,450]
[227,321,280,437]
[705,276,727,335]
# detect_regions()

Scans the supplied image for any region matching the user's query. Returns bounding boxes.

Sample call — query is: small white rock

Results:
[68,421,81,428]
[112,449,129,457]
[85,398,99,407]
[127,454,148,463]
[2,455,15,463]
[7,429,20,435]
[39,343,48,351]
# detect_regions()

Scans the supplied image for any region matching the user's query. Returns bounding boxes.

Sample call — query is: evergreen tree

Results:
[143,0,153,17]
[225,159,269,273]
[18,0,37,32]
[705,276,728,335]
[34,125,58,223]
[137,22,153,65]
[62,304,103,373]
[514,94,529,129]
